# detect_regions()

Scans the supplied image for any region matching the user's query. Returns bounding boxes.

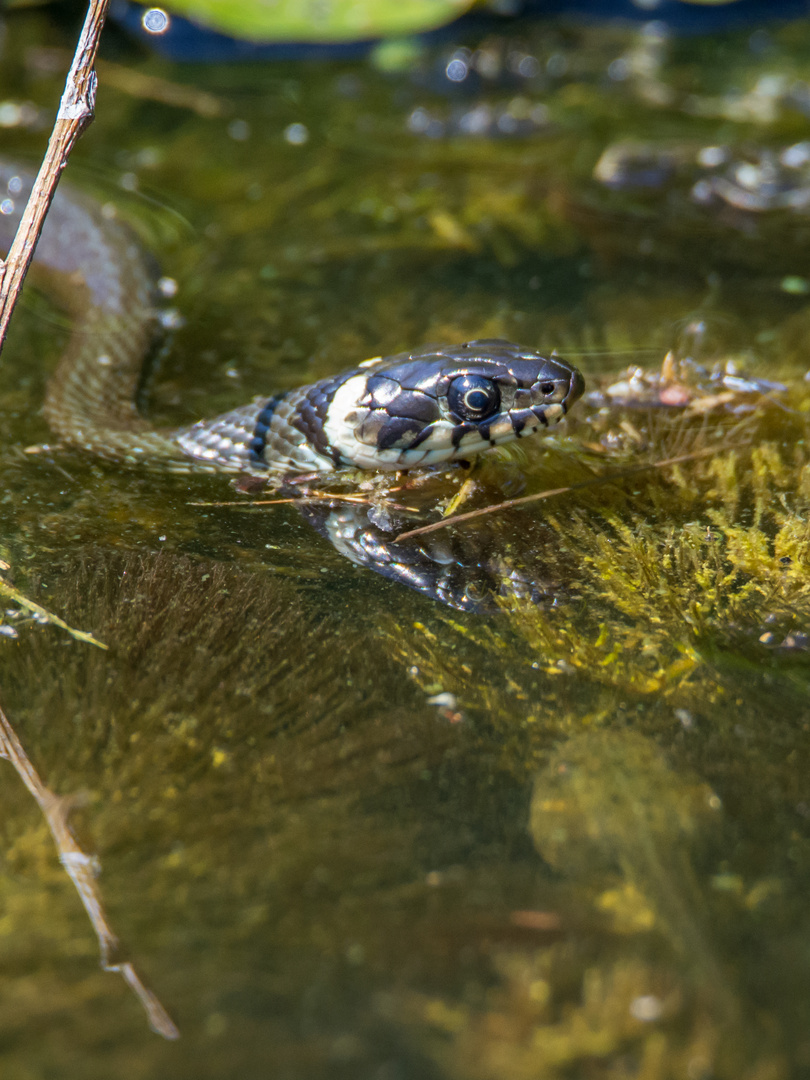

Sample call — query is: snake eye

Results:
[447,375,500,422]
[541,382,556,395]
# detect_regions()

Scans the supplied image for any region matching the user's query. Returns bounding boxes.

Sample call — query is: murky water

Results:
[2,7,810,1078]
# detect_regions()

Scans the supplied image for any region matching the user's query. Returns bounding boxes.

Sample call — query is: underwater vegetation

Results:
[381,421,810,1076]
[2,4,810,1078]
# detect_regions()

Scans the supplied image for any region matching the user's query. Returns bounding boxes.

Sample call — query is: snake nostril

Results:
[541,382,555,396]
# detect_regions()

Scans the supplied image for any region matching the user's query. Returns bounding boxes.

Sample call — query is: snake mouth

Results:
[562,366,586,412]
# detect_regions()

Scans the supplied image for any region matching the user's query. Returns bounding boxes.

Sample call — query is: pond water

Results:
[1,6,810,1078]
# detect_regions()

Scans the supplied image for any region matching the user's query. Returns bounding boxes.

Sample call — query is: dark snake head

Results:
[324,339,585,470]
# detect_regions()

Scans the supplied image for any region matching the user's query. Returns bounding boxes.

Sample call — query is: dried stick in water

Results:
[0,700,179,1039]
[0,0,111,354]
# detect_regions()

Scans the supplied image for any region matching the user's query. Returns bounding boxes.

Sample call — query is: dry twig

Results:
[0,0,111,354]
[0,1,178,1038]
[0,573,107,649]
[393,446,725,543]
[0,700,179,1038]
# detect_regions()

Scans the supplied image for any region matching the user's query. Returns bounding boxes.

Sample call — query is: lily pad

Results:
[155,0,475,42]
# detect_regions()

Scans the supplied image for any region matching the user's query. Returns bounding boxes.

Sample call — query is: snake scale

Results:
[0,164,584,479]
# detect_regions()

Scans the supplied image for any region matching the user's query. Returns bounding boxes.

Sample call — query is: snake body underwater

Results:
[0,165,584,479]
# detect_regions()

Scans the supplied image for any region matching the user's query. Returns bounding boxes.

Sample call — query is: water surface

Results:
[1,8,810,1078]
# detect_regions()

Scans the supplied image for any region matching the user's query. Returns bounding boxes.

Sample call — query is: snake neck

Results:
[0,162,193,468]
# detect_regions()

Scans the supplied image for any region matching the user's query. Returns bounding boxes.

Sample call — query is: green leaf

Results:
[158,0,476,42]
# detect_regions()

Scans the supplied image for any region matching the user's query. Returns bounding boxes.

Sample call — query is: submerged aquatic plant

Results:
[389,378,810,709]
[376,384,810,1077]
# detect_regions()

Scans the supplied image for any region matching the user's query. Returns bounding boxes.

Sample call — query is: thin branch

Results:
[0,2,177,1035]
[0,700,179,1040]
[0,0,111,355]
[393,445,726,543]
[0,573,107,649]
[187,493,415,511]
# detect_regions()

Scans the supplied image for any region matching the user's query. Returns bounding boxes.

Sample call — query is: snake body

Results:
[0,164,583,476]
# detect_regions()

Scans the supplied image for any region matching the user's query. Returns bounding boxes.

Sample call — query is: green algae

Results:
[379,417,810,1075]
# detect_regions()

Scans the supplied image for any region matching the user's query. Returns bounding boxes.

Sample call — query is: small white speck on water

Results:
[445,58,468,82]
[0,102,40,129]
[158,309,185,330]
[518,55,540,78]
[284,123,309,146]
[157,276,178,298]
[629,995,663,1022]
[227,119,250,142]
[675,708,694,729]
[696,145,728,168]
[142,8,170,34]
[427,692,457,708]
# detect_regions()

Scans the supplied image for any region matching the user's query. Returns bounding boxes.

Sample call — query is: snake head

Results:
[326,339,584,470]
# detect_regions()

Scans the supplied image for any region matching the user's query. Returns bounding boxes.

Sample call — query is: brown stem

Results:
[393,445,727,543]
[0,0,111,354]
[0,699,180,1040]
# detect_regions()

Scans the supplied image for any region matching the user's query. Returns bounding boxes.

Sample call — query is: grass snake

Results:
[0,164,584,480]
